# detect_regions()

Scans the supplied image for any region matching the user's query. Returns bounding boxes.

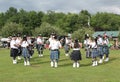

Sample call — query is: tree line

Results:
[0,7,120,41]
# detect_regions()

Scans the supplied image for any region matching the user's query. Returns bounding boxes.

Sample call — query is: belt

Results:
[51,49,58,51]
[98,45,103,47]
[11,48,18,49]
[92,48,97,49]
[22,47,27,48]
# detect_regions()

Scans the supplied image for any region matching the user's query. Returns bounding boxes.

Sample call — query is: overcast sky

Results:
[0,0,120,14]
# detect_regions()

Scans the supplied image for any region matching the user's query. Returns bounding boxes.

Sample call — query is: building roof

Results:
[93,31,119,38]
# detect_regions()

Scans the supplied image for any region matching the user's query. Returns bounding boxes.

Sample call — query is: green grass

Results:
[0,48,120,82]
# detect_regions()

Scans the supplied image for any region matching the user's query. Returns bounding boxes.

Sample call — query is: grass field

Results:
[0,48,120,82]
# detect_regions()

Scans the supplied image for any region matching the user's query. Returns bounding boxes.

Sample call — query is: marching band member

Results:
[21,35,30,66]
[90,38,98,66]
[103,35,110,62]
[64,36,71,56]
[16,34,22,60]
[10,35,18,64]
[36,34,44,57]
[27,36,34,58]
[49,35,62,68]
[84,34,91,58]
[97,35,104,63]
[70,39,82,68]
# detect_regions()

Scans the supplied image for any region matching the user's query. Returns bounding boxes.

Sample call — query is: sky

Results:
[0,0,120,14]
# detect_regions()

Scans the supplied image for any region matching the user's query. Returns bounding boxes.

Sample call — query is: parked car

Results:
[0,38,10,48]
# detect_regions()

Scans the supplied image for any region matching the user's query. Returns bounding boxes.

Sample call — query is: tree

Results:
[118,28,120,41]
[77,10,91,28]
[28,11,44,29]
[1,7,120,38]
[0,13,6,28]
[4,7,18,23]
[33,22,65,37]
[1,22,23,37]
[72,28,85,42]
[58,13,79,33]
[91,12,120,31]
[42,10,58,25]
[18,9,30,27]
[5,7,18,18]
[33,22,53,36]
[72,27,94,42]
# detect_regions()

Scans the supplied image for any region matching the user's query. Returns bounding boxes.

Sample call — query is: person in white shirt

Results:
[27,36,34,58]
[16,34,22,60]
[10,35,18,64]
[97,35,104,63]
[70,39,82,68]
[21,36,30,66]
[49,35,62,68]
[90,38,98,66]
[48,34,54,44]
[36,34,44,57]
[103,35,110,62]
[84,34,91,58]
[64,36,71,56]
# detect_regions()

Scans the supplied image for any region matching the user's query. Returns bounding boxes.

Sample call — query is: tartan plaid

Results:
[91,48,98,58]
[103,45,109,55]
[97,46,104,56]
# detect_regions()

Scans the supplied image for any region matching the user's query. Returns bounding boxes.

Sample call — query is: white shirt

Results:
[97,37,103,45]
[27,39,31,44]
[48,37,53,44]
[49,40,61,50]
[84,39,91,48]
[90,42,97,48]
[21,41,29,48]
[16,38,21,45]
[37,37,43,44]
[103,39,109,45]
[73,48,80,50]
[10,40,18,49]
[84,39,91,45]
[65,38,71,44]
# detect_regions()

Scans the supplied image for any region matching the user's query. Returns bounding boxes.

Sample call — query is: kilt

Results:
[64,44,70,53]
[97,46,104,56]
[91,48,98,58]
[50,50,59,60]
[22,47,30,57]
[103,45,109,55]
[28,46,34,56]
[70,50,82,61]
[10,48,18,57]
[18,46,22,56]
[85,48,91,57]
[37,44,44,51]
[37,44,44,54]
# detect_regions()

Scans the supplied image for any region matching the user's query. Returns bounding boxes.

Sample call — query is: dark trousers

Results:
[37,44,44,54]
[10,48,18,60]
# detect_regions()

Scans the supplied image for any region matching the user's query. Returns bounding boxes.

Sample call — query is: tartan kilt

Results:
[86,48,91,57]
[10,48,18,57]
[50,50,59,60]
[103,45,109,55]
[18,46,22,56]
[64,44,70,51]
[37,44,44,51]
[97,46,104,56]
[22,47,30,57]
[91,48,98,58]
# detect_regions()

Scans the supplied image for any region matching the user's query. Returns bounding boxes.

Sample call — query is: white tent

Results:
[0,38,10,42]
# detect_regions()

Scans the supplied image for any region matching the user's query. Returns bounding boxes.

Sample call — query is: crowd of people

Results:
[9,33,110,68]
[84,34,110,66]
